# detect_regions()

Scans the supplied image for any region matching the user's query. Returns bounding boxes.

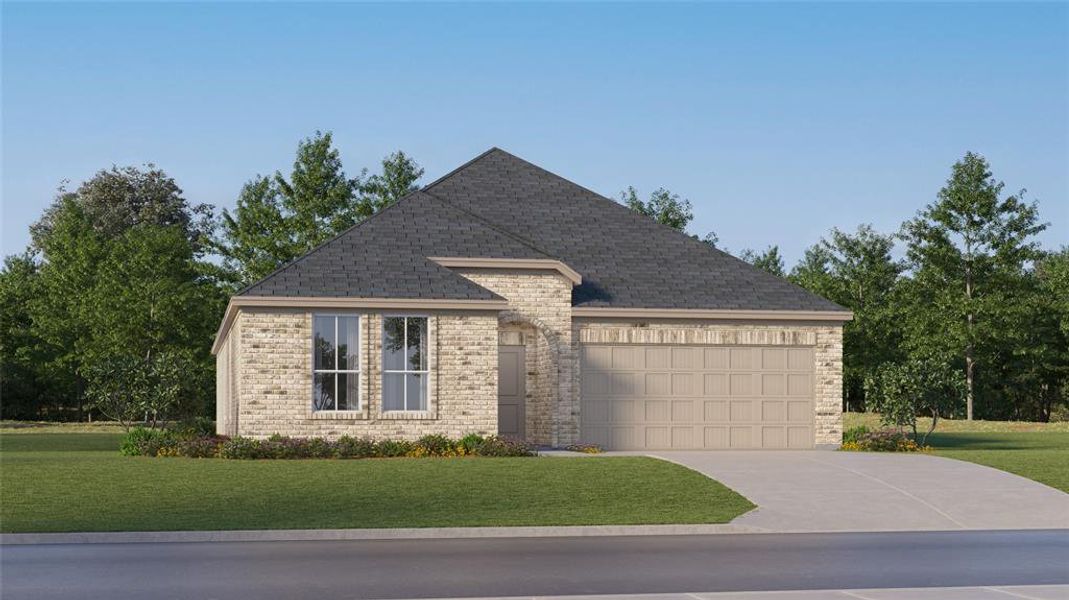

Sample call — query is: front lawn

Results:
[928,431,1069,494]
[844,412,1069,493]
[0,432,754,533]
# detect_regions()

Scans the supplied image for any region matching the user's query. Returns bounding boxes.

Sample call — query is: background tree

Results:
[620,186,693,231]
[739,246,786,277]
[790,225,904,410]
[9,166,221,421]
[899,152,1047,419]
[216,132,423,284]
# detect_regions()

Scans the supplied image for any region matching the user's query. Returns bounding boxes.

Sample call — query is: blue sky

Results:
[3,2,1066,264]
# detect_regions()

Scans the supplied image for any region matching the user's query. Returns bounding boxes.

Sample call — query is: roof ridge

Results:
[420,146,502,191]
[421,187,561,262]
[235,190,424,296]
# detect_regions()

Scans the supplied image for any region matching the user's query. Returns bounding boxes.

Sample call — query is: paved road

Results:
[645,451,1069,531]
[3,530,1067,599]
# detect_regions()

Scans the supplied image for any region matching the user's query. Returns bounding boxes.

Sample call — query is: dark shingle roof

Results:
[240,191,548,299]
[241,148,843,312]
[423,148,844,312]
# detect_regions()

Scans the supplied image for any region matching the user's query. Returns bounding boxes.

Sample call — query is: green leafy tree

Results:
[84,351,190,430]
[216,132,423,284]
[865,356,967,445]
[739,246,786,277]
[360,150,424,216]
[620,186,693,232]
[790,225,904,410]
[900,152,1047,419]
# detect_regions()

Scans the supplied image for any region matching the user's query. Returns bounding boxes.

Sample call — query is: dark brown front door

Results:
[497,345,526,440]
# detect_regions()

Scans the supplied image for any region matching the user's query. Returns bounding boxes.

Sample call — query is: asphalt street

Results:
[2,530,1067,600]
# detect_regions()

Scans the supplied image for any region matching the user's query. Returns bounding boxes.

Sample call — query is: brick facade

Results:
[218,273,844,448]
[223,308,497,439]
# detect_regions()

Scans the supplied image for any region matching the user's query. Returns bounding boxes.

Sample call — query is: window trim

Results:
[381,314,431,413]
[311,313,363,413]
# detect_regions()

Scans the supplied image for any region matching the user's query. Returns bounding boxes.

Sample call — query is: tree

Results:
[30,165,212,255]
[620,186,693,232]
[790,225,904,410]
[15,166,222,421]
[84,351,190,430]
[739,246,785,277]
[899,152,1047,419]
[215,132,423,284]
[360,151,424,216]
[865,356,966,446]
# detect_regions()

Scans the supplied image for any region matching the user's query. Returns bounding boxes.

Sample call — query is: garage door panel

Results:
[704,373,728,396]
[787,400,810,422]
[672,373,699,396]
[645,400,669,421]
[646,348,670,369]
[730,373,753,395]
[671,400,695,422]
[761,400,785,422]
[788,374,812,396]
[762,373,786,396]
[762,426,786,449]
[704,400,728,422]
[672,426,695,449]
[581,343,814,450]
[612,347,641,369]
[762,348,786,370]
[645,373,670,395]
[672,347,702,370]
[704,348,729,369]
[730,400,756,422]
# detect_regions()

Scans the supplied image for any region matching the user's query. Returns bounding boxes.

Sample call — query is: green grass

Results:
[0,432,754,533]
[927,431,1069,493]
[843,413,1069,493]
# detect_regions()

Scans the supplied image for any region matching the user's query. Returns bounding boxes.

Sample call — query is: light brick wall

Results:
[575,320,845,448]
[453,269,576,446]
[230,308,497,439]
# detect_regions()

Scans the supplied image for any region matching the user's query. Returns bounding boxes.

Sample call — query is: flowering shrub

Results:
[564,443,603,454]
[841,428,929,453]
[130,431,535,459]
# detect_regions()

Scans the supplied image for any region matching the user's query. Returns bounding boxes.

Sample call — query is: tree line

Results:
[625,152,1068,421]
[2,138,1066,423]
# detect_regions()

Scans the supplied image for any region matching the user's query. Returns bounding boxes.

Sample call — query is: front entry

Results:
[497,345,526,440]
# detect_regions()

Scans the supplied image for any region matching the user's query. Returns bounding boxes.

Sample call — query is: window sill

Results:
[379,410,436,420]
[310,410,367,420]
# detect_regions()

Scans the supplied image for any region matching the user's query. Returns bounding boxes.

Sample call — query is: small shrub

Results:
[377,439,414,458]
[335,436,377,459]
[842,426,870,445]
[120,426,176,457]
[476,436,534,457]
[416,434,457,457]
[458,433,485,455]
[841,428,928,452]
[564,443,602,454]
[219,436,265,459]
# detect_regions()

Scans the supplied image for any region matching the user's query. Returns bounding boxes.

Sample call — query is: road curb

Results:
[0,523,767,545]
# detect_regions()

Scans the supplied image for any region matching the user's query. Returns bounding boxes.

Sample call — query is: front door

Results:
[497,345,526,440]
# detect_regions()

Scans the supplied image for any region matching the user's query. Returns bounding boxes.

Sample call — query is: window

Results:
[313,315,360,411]
[382,316,428,411]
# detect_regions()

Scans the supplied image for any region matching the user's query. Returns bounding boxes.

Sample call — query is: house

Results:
[212,148,851,450]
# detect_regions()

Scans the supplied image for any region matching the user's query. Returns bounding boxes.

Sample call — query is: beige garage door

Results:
[580,345,814,450]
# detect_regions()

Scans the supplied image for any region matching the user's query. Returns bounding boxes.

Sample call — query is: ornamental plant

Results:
[864,356,966,446]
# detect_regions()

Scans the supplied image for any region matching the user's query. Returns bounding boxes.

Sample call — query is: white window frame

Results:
[312,314,363,412]
[381,315,430,412]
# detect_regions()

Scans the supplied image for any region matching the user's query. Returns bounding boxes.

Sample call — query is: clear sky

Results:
[3,2,1066,264]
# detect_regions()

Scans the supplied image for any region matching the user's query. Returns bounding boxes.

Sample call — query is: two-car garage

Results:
[580,343,816,450]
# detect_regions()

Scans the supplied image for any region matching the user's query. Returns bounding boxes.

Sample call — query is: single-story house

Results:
[212,148,851,450]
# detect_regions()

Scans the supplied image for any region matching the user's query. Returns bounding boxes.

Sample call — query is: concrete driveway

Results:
[648,451,1069,532]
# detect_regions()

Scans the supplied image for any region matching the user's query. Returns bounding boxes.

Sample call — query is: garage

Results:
[580,344,815,450]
